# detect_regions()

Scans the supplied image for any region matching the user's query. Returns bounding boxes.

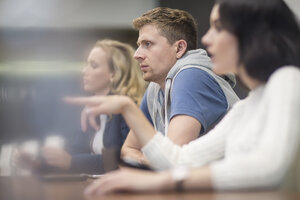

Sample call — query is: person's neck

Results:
[159,82,165,91]
[238,67,262,90]
[153,76,166,90]
[95,87,111,96]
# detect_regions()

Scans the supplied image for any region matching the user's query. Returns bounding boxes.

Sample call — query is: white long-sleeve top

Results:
[142,66,300,190]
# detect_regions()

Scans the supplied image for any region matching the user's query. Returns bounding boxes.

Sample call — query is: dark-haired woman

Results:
[66,0,300,194]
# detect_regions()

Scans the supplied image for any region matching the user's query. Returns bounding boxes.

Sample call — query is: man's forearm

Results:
[121,99,156,146]
[121,128,150,165]
[121,146,149,165]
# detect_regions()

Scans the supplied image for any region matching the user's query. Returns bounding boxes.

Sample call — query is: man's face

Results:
[134,24,178,87]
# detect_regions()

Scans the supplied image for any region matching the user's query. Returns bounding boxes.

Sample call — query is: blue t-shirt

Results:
[140,67,228,134]
[140,93,153,125]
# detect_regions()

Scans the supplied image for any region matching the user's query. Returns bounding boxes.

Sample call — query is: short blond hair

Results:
[94,39,146,104]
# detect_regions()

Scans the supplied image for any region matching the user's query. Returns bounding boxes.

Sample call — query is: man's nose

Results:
[133,47,145,61]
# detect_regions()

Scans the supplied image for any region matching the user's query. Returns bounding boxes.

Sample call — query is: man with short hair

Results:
[121,7,239,166]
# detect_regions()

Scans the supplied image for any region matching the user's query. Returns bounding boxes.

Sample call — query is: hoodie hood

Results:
[167,49,236,88]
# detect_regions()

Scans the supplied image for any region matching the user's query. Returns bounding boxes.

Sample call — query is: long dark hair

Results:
[217,0,300,82]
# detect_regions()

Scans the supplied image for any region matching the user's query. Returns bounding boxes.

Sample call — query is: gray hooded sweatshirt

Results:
[146,49,240,135]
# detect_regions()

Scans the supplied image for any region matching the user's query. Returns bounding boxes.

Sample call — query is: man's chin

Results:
[142,75,152,82]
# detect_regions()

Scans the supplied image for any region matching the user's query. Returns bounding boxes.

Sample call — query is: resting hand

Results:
[42,147,71,170]
[13,150,41,171]
[84,168,171,196]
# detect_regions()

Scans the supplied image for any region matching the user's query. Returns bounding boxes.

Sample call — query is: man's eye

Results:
[145,42,151,47]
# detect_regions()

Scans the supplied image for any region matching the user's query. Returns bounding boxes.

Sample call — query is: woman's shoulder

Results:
[265,66,300,96]
[269,66,300,82]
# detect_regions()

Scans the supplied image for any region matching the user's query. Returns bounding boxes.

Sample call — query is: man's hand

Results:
[121,130,150,166]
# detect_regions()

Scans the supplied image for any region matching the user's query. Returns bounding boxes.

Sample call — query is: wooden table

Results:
[1,176,300,200]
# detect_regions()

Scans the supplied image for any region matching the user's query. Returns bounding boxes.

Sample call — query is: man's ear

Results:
[175,40,188,59]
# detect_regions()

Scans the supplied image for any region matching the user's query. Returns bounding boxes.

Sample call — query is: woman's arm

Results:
[64,96,156,147]
[65,95,232,170]
[210,67,300,190]
[84,166,213,196]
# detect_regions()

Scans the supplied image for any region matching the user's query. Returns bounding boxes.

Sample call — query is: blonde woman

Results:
[18,39,146,174]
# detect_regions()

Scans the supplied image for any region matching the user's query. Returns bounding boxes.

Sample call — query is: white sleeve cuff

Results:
[141,132,175,170]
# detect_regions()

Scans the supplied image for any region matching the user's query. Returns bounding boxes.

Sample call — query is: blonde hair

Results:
[94,39,146,104]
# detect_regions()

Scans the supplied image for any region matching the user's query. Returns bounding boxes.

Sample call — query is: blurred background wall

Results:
[0,0,158,144]
[0,0,299,144]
